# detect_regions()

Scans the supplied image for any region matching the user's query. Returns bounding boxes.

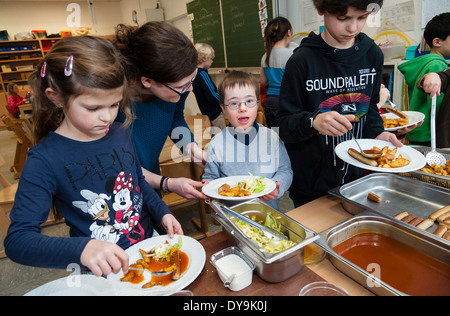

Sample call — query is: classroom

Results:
[0,0,449,297]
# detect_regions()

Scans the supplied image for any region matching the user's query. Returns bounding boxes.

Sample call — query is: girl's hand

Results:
[167,177,208,200]
[161,214,183,238]
[80,239,129,276]
[260,182,280,201]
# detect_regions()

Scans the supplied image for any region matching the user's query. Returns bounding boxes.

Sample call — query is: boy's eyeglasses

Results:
[161,69,198,96]
[223,98,259,110]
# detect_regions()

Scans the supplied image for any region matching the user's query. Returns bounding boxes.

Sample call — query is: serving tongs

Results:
[210,200,288,241]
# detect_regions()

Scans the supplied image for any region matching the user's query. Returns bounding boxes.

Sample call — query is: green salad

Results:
[237,173,266,194]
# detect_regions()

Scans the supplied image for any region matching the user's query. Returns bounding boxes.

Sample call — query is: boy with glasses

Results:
[202,71,293,210]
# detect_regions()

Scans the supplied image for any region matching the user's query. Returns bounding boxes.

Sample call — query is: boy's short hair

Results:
[195,43,215,64]
[218,71,260,105]
[424,13,450,48]
[312,0,383,15]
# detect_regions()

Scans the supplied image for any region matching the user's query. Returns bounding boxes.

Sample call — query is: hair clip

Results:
[64,55,74,77]
[40,62,47,78]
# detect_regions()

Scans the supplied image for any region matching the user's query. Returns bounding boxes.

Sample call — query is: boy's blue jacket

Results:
[277,32,385,205]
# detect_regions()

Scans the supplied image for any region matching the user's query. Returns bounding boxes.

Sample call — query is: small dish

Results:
[211,246,255,291]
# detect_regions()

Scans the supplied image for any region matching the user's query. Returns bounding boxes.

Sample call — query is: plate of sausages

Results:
[335,139,426,173]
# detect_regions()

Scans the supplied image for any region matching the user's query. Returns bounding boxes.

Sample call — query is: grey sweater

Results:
[203,123,293,210]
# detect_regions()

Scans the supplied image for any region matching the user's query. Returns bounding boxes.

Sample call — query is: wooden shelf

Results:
[0,38,61,91]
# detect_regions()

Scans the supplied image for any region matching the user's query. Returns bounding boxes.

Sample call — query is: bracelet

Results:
[160,176,167,192]
[163,177,171,194]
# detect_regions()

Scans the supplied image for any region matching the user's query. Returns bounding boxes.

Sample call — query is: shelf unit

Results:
[0,38,60,93]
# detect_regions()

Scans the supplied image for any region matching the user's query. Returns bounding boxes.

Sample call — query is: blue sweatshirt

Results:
[4,122,171,270]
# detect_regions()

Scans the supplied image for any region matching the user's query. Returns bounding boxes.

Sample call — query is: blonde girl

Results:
[4,36,182,277]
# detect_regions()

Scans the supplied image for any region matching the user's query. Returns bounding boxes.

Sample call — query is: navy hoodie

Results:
[277,32,384,205]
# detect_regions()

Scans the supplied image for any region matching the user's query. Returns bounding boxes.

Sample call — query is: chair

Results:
[160,160,210,240]
[1,114,33,179]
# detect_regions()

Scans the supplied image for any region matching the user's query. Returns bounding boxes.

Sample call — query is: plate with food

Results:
[335,139,426,173]
[107,235,205,295]
[382,110,425,132]
[202,173,277,201]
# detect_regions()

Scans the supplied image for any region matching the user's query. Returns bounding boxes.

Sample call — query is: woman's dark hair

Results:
[264,17,292,68]
[113,21,198,85]
[312,0,384,15]
[424,12,450,48]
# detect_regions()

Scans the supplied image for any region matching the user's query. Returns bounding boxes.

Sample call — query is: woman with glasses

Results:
[113,22,207,204]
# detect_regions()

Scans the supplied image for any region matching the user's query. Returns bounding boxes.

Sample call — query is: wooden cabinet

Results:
[0,38,60,93]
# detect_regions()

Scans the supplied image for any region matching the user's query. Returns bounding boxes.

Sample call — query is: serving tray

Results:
[328,173,450,243]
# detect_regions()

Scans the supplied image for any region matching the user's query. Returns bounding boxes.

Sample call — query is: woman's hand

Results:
[161,214,183,238]
[167,177,208,200]
[376,131,403,147]
[80,239,129,276]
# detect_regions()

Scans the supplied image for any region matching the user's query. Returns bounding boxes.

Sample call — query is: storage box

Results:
[60,30,72,37]
[380,43,406,60]
[16,65,34,71]
[31,30,47,39]
[0,30,9,41]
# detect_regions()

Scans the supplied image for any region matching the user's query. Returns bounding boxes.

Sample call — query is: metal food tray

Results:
[328,173,450,243]
[399,146,450,189]
[315,213,450,296]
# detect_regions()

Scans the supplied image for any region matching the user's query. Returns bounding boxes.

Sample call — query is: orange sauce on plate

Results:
[128,250,189,286]
[332,232,450,296]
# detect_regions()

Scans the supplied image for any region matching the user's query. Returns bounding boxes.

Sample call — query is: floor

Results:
[0,128,295,296]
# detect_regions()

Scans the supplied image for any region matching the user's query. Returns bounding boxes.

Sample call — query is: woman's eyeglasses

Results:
[162,69,198,96]
[223,98,258,110]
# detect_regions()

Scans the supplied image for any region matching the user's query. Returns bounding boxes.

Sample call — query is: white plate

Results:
[107,235,205,296]
[382,111,425,131]
[335,139,426,173]
[25,275,117,296]
[202,175,277,201]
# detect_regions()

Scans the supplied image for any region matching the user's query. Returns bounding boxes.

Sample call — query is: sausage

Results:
[409,217,423,227]
[437,211,450,223]
[367,192,382,203]
[429,206,450,221]
[385,106,409,119]
[433,224,447,237]
[401,214,416,224]
[443,230,450,241]
[348,148,378,167]
[442,219,450,229]
[394,211,409,220]
[170,249,181,280]
[416,218,434,230]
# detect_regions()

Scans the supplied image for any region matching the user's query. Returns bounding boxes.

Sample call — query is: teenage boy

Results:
[398,12,450,146]
[277,0,404,207]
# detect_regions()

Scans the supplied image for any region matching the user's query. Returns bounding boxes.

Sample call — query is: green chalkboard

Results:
[221,0,272,68]
[187,0,226,68]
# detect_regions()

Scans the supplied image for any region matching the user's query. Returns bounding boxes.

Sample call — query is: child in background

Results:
[203,71,293,210]
[277,0,403,207]
[418,67,450,148]
[398,12,450,146]
[193,43,226,130]
[260,17,293,128]
[4,36,182,277]
[7,83,25,118]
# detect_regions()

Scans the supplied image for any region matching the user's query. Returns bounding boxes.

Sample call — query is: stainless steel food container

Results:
[213,199,318,283]
[399,147,450,189]
[328,173,450,243]
[316,213,450,296]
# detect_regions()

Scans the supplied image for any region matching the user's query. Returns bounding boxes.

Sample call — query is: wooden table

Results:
[186,231,326,296]
[286,195,374,296]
